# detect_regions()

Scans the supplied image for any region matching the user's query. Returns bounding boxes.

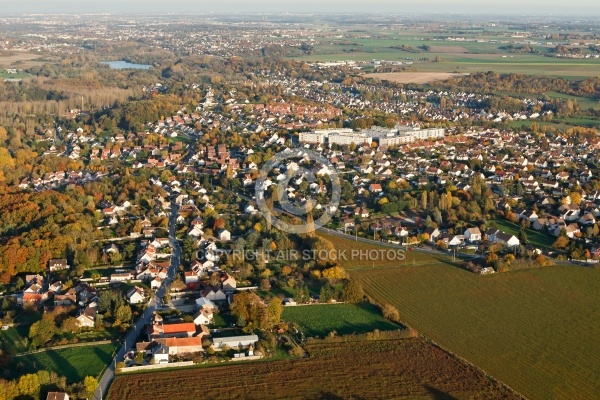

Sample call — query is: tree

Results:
[14,277,24,291]
[60,317,80,333]
[432,208,442,224]
[29,314,56,347]
[17,373,40,397]
[115,305,132,325]
[321,265,346,282]
[518,227,528,244]
[341,280,364,303]
[310,237,337,265]
[0,126,7,143]
[266,298,283,327]
[552,236,570,249]
[295,285,310,303]
[259,278,271,290]
[182,236,198,261]
[83,376,99,399]
[115,361,125,372]
[0,148,14,168]
[381,303,400,322]
[319,283,335,303]
[570,192,582,205]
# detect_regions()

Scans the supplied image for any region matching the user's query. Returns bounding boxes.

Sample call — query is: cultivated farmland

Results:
[282,302,401,337]
[352,264,600,400]
[318,231,451,269]
[0,51,53,68]
[368,72,467,84]
[107,337,520,400]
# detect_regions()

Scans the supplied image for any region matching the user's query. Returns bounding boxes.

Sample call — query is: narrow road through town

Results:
[95,199,180,399]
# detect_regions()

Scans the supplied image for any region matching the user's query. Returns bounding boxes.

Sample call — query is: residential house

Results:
[48,259,70,272]
[485,228,500,242]
[25,283,43,294]
[148,321,197,339]
[557,223,580,238]
[184,271,200,285]
[21,293,43,305]
[153,344,170,364]
[463,227,482,243]
[48,281,62,294]
[212,334,259,351]
[579,213,596,226]
[220,274,237,291]
[424,227,440,243]
[54,294,76,307]
[137,330,209,360]
[151,277,162,290]
[342,217,355,230]
[110,272,133,282]
[195,297,217,311]
[494,232,520,247]
[203,287,227,302]
[563,209,581,222]
[354,207,369,218]
[519,210,538,223]
[369,183,383,193]
[439,234,464,247]
[127,287,146,305]
[193,308,214,325]
[217,229,231,241]
[76,306,96,328]
[46,393,70,400]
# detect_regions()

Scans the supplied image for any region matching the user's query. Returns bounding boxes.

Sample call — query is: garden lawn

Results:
[282,302,401,337]
[12,343,117,383]
[492,219,555,250]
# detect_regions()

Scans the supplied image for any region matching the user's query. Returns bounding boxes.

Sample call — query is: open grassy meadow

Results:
[282,302,400,337]
[352,264,600,400]
[11,343,117,383]
[107,337,520,400]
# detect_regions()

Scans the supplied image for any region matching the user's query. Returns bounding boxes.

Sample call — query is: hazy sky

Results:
[2,0,599,15]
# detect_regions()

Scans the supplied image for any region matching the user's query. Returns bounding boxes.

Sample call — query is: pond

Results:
[101,60,151,70]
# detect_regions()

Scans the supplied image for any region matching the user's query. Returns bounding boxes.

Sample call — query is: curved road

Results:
[95,200,180,399]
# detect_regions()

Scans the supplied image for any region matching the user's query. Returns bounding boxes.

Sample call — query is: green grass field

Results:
[0,72,29,79]
[545,91,600,111]
[282,302,401,337]
[295,37,600,79]
[352,264,600,400]
[12,343,117,383]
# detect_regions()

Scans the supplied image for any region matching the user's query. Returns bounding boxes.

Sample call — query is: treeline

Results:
[0,371,98,400]
[0,187,99,283]
[441,72,600,100]
[103,94,186,132]
[498,44,539,54]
